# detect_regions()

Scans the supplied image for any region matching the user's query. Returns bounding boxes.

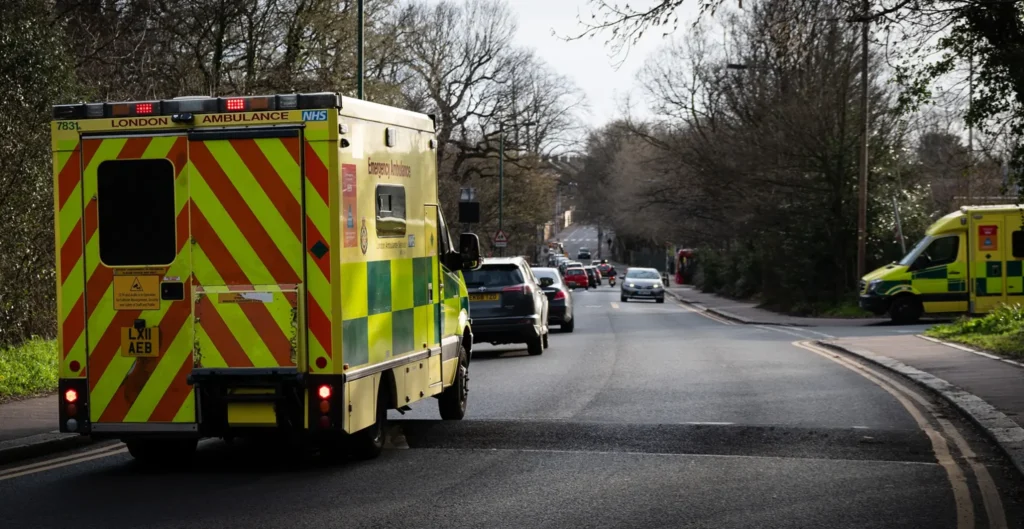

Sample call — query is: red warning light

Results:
[65,388,78,403]
[135,103,154,115]
[318,385,332,399]
[226,98,245,111]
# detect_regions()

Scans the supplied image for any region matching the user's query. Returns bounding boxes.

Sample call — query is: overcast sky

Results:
[424,0,703,129]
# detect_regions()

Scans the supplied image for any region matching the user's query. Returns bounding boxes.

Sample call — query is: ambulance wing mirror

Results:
[459,233,482,271]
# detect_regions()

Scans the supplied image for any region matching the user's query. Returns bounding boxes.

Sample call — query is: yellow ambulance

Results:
[859,205,1024,323]
[50,93,481,462]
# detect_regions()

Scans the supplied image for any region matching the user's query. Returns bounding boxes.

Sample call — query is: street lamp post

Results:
[856,0,870,282]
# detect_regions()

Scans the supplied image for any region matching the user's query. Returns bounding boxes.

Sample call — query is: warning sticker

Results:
[113,275,161,310]
[979,225,999,251]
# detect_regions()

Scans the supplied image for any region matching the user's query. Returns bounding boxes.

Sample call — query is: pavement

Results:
[3,283,1024,528]
[665,285,895,327]
[0,395,91,464]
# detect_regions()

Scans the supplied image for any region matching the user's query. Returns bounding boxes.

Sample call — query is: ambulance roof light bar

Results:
[52,92,340,120]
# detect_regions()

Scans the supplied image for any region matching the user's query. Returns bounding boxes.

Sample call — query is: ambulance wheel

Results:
[890,296,922,324]
[126,438,197,467]
[439,344,469,420]
[351,386,387,460]
[527,333,544,356]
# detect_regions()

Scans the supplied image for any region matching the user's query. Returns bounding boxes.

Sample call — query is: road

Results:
[3,239,1024,527]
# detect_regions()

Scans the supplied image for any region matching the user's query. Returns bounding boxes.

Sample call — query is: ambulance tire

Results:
[527,333,544,356]
[351,386,387,460]
[439,344,469,420]
[890,296,923,324]
[126,438,197,467]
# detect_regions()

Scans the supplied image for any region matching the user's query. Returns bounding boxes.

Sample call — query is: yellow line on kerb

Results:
[0,444,127,482]
[793,341,984,529]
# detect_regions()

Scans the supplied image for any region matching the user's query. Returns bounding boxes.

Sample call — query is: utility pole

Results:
[498,130,504,257]
[967,54,974,204]
[856,0,870,282]
[357,0,365,99]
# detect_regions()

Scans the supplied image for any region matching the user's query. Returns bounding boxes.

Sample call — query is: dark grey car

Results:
[464,257,550,355]
[531,267,574,332]
[620,267,666,303]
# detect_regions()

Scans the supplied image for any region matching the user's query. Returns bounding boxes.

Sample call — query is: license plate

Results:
[470,293,500,301]
[121,327,160,357]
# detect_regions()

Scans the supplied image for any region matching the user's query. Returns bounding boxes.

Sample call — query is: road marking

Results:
[678,303,736,325]
[610,302,620,309]
[684,421,734,426]
[794,341,984,529]
[0,442,123,478]
[783,326,835,339]
[852,426,870,429]
[0,446,129,482]
[584,305,603,308]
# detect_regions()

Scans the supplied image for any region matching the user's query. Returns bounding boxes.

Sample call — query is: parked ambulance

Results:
[859,205,1024,323]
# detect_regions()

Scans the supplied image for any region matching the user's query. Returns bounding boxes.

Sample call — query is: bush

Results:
[927,304,1024,358]
[0,338,58,401]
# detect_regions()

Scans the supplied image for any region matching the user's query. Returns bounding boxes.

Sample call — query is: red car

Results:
[564,268,589,289]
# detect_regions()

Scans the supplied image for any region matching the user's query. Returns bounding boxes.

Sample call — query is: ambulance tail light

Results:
[318,385,332,400]
[59,379,89,434]
[225,98,246,111]
[135,102,154,115]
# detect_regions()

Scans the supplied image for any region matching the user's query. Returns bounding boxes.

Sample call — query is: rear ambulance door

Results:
[82,134,196,429]
[969,215,1008,313]
[1004,216,1024,305]
[187,128,305,372]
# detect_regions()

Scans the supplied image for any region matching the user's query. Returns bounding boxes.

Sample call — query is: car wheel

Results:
[542,330,549,349]
[656,297,665,304]
[350,383,388,459]
[438,343,469,420]
[561,318,575,333]
[620,295,628,302]
[889,296,922,324]
[527,333,544,356]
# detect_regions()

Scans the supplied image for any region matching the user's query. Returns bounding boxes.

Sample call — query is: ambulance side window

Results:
[96,159,176,266]
[437,209,453,256]
[1013,231,1024,258]
[374,184,406,237]
[921,235,959,267]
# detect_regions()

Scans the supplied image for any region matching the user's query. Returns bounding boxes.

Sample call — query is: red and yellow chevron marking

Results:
[78,136,196,423]
[304,139,333,373]
[189,136,331,370]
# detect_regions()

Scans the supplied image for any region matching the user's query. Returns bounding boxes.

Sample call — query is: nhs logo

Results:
[302,110,327,121]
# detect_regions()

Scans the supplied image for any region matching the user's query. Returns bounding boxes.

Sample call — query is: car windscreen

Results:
[626,270,660,280]
[462,265,524,288]
[532,269,561,283]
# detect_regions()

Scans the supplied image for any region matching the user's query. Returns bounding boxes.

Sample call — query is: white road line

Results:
[783,326,835,339]
[610,302,620,309]
[756,325,806,338]
[684,421,734,426]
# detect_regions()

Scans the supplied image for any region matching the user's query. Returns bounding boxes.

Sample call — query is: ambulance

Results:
[859,205,1024,323]
[50,93,482,462]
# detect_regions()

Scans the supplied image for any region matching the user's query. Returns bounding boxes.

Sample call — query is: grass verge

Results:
[0,338,58,402]
[925,304,1024,359]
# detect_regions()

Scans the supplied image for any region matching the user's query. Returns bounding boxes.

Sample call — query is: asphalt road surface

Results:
[3,262,1024,528]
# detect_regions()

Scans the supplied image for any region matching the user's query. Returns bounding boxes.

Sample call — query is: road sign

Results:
[493,229,508,248]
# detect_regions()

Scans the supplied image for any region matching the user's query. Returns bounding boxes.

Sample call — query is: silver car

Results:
[620,267,665,303]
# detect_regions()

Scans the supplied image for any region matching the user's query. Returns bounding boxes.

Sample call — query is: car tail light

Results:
[554,290,566,300]
[502,284,530,295]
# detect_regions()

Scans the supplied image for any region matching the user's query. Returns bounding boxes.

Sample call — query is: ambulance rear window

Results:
[97,159,176,266]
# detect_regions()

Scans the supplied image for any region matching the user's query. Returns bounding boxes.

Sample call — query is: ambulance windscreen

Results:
[97,159,177,266]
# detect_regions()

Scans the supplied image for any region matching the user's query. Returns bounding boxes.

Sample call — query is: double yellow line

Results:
[794,341,1007,529]
[0,443,127,482]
